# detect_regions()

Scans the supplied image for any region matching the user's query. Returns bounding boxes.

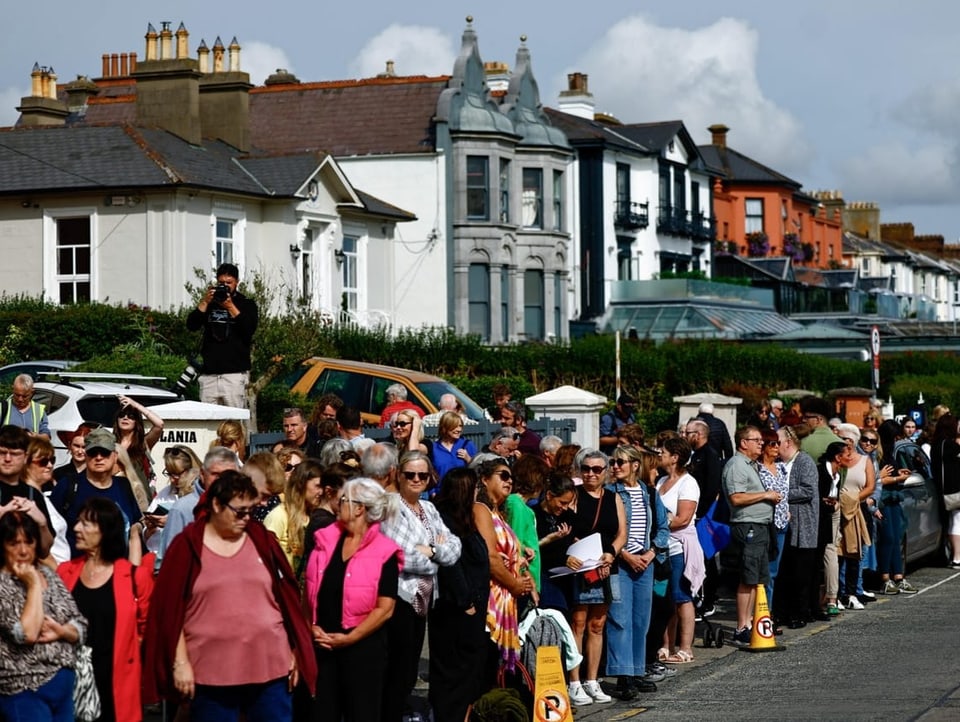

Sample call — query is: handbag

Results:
[695,499,732,559]
[73,644,101,722]
[940,442,960,511]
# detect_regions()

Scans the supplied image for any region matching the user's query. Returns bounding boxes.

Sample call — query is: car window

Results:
[308,369,371,413]
[372,377,422,416]
[76,394,173,428]
[31,389,69,416]
[416,381,486,421]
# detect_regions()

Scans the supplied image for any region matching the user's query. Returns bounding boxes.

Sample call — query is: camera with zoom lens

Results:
[212,283,231,303]
[172,357,203,394]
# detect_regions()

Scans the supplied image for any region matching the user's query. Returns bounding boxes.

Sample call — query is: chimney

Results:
[64,75,100,115]
[376,60,396,79]
[264,68,300,86]
[198,35,252,151]
[708,124,729,148]
[159,21,174,59]
[98,52,137,79]
[558,72,595,120]
[176,22,189,59]
[17,63,68,126]
[484,61,510,92]
[132,21,202,145]
[197,40,209,74]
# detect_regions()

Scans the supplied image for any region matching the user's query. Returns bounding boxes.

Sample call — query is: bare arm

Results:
[670,499,697,530]
[14,565,45,643]
[473,502,530,597]
[859,459,876,501]
[729,489,779,507]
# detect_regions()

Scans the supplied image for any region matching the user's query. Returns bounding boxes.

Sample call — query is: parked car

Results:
[288,357,485,426]
[0,360,79,387]
[32,373,181,466]
[892,440,943,564]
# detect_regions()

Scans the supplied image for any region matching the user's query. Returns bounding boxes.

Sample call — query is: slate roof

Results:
[0,124,306,198]
[544,109,650,153]
[349,189,417,221]
[236,153,328,196]
[698,143,801,188]
[248,77,449,156]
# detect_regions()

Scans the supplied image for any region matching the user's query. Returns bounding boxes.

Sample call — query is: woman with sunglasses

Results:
[380,451,460,721]
[473,458,534,683]
[389,409,430,455]
[275,447,304,485]
[23,437,71,565]
[144,446,202,556]
[605,444,665,699]
[303,478,402,721]
[567,448,626,706]
[112,395,164,505]
[534,473,577,612]
[758,427,789,620]
[264,459,325,580]
[144,470,316,720]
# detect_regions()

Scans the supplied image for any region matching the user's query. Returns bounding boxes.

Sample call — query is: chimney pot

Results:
[31,63,43,96]
[160,21,173,59]
[212,36,225,73]
[708,124,729,148]
[120,53,128,76]
[111,53,119,78]
[228,36,241,72]
[197,40,210,73]
[102,54,110,77]
[145,23,158,61]
[176,22,189,59]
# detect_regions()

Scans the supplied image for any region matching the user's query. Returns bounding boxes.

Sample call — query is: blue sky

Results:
[3,1,959,240]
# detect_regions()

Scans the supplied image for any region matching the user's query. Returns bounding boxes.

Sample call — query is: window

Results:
[341,235,358,312]
[745,198,764,234]
[553,170,564,232]
[524,270,545,339]
[499,159,511,223]
[522,168,543,229]
[617,237,633,281]
[467,156,489,220]
[215,218,235,266]
[659,166,670,209]
[501,269,510,342]
[673,168,686,217]
[56,217,91,304]
[553,273,563,339]
[468,264,490,340]
[616,163,631,216]
[301,228,314,303]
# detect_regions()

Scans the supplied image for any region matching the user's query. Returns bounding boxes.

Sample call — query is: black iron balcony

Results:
[657,206,717,241]
[613,200,649,230]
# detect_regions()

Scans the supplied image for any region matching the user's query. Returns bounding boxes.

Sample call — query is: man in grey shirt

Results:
[722,425,782,645]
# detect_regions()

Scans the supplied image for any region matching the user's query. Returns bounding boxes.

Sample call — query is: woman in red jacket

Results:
[58,497,155,722]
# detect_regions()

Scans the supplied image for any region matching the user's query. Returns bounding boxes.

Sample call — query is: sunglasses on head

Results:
[402,470,430,482]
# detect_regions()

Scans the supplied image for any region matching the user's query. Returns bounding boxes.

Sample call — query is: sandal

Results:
[664,649,695,664]
[656,647,670,662]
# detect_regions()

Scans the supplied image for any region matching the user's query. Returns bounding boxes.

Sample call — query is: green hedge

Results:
[4,295,958,433]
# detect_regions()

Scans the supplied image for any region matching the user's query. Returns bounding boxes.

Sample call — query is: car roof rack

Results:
[36,372,168,383]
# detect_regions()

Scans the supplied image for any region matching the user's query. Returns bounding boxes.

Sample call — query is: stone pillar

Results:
[673,392,742,440]
[526,385,607,449]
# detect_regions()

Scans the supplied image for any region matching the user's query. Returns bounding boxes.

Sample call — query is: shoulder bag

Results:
[73,643,101,722]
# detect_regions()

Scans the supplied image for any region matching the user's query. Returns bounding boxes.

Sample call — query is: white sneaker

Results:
[583,680,612,703]
[568,682,592,706]
[846,596,865,610]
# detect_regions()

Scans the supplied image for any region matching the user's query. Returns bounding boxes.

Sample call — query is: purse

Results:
[73,644,101,722]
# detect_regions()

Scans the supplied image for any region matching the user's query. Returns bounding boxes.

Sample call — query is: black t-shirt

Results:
[316,532,398,633]
[533,502,577,571]
[0,480,54,532]
[73,577,116,721]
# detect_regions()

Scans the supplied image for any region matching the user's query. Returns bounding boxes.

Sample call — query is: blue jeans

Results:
[191,677,292,722]
[766,528,787,609]
[876,504,905,576]
[605,561,653,677]
[0,667,75,722]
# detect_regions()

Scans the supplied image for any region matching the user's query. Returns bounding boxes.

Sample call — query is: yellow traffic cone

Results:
[742,584,785,653]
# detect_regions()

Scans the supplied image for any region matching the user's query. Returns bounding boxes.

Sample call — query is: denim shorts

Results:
[573,570,621,605]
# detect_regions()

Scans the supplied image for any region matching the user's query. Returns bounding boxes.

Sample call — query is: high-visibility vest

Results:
[2,399,46,434]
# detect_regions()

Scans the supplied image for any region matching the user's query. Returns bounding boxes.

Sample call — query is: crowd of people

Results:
[1,374,959,722]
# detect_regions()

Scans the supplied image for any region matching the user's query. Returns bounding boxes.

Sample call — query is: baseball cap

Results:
[84,428,117,453]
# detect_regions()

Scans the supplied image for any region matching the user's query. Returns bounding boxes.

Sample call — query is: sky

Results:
[3,1,960,240]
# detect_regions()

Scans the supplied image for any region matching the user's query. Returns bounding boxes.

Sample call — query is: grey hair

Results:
[203,446,241,471]
[835,423,861,444]
[491,427,519,443]
[385,383,408,402]
[574,447,607,468]
[698,402,715,415]
[540,435,563,455]
[13,374,34,390]
[342,477,398,523]
[361,442,398,479]
[320,437,353,468]
[469,452,502,469]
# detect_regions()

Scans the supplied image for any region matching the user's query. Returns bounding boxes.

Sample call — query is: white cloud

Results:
[0,86,26,127]
[838,142,957,205]
[562,15,810,171]
[242,41,293,86]
[349,25,455,79]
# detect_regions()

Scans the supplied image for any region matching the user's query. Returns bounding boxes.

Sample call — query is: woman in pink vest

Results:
[303,478,403,721]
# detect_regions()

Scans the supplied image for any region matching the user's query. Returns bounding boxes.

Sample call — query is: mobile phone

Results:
[148,506,170,516]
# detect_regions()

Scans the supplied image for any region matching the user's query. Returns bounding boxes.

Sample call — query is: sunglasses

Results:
[86,448,113,459]
[117,409,139,419]
[392,420,411,428]
[580,464,607,474]
[162,469,183,479]
[609,458,632,467]
[285,462,301,472]
[765,440,780,447]
[402,470,431,482]
[861,437,878,445]
[223,501,254,519]
[32,457,54,466]
[494,470,513,482]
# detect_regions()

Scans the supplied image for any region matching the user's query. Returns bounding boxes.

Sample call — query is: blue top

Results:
[430,436,477,487]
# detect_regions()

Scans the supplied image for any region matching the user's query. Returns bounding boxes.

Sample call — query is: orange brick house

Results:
[700,124,843,269]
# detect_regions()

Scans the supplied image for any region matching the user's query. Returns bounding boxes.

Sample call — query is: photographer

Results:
[186,263,259,408]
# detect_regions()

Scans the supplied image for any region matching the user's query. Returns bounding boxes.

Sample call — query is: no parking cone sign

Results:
[742,584,786,653]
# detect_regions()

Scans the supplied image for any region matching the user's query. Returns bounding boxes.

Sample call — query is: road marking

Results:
[607,711,647,719]
[908,571,960,597]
